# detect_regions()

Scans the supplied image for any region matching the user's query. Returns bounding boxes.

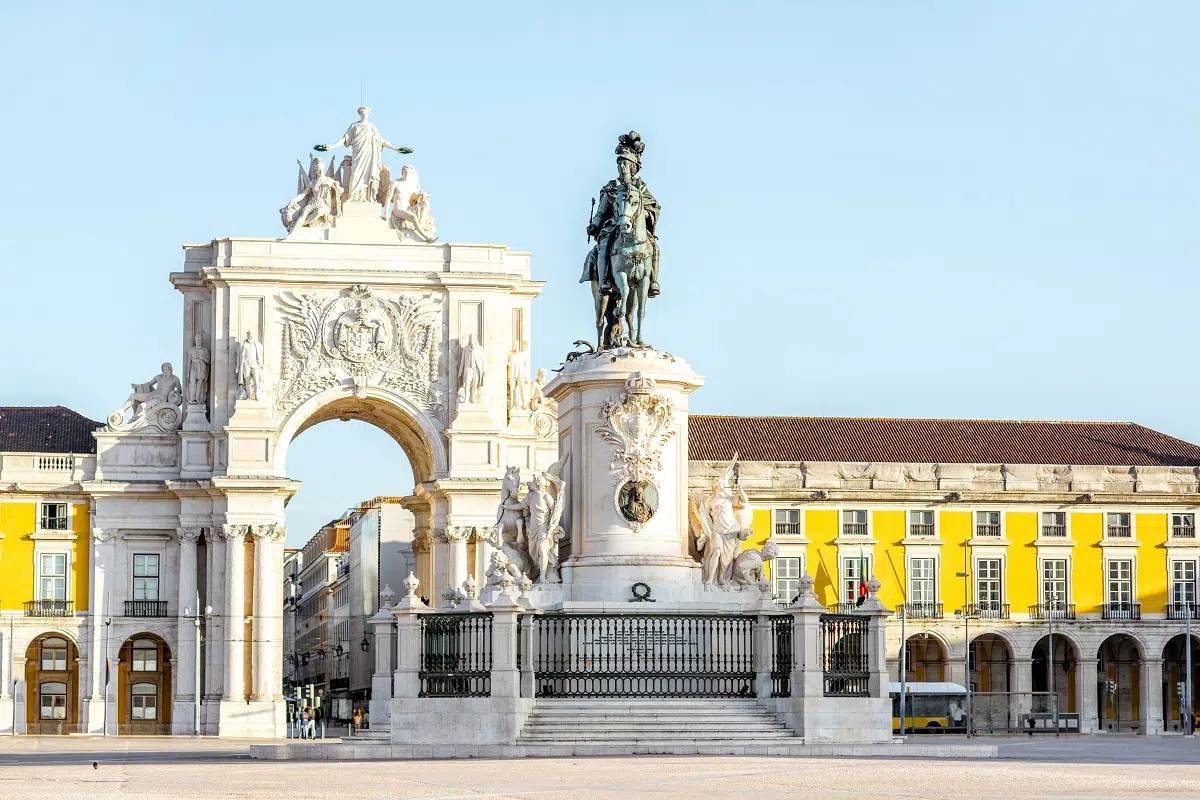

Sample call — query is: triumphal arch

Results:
[86,108,557,736]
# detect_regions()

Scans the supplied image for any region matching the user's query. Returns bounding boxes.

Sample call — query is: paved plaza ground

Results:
[0,736,1198,799]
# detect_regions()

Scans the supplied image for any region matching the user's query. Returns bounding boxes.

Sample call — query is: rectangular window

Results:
[1172,513,1196,539]
[842,510,868,537]
[131,684,157,720]
[133,554,161,601]
[1106,512,1132,539]
[1172,560,1197,606]
[908,510,935,537]
[40,640,67,671]
[975,511,1001,538]
[909,558,936,603]
[772,556,802,605]
[976,558,1002,609]
[841,556,871,603]
[774,509,801,537]
[38,553,67,601]
[39,683,66,720]
[1040,512,1067,538]
[1042,559,1068,606]
[39,503,68,531]
[1107,560,1133,604]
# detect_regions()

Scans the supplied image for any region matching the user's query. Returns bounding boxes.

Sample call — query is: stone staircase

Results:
[516,698,803,755]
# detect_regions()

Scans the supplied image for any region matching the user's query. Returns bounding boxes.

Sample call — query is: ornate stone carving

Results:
[314,107,413,204]
[237,331,266,402]
[92,528,117,544]
[441,526,470,544]
[492,455,569,584]
[904,463,938,483]
[204,527,222,544]
[249,523,281,540]
[281,155,343,234]
[595,373,676,522]
[186,334,210,406]
[411,530,432,554]
[380,584,396,609]
[731,539,778,587]
[385,165,437,242]
[508,349,529,412]
[221,524,249,542]
[106,362,183,433]
[403,571,420,599]
[688,457,754,587]
[485,550,525,587]
[177,526,204,543]
[527,367,557,438]
[276,284,444,417]
[457,334,484,404]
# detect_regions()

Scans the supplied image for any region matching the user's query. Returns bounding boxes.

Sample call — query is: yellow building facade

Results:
[691,414,1200,735]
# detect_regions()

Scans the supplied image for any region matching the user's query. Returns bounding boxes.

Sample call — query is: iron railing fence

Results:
[828,602,862,614]
[899,602,943,620]
[966,603,1010,620]
[1101,602,1141,621]
[418,612,492,697]
[1172,525,1196,539]
[124,600,168,617]
[1028,603,1076,621]
[770,615,793,698]
[821,613,870,697]
[908,523,935,537]
[25,600,73,617]
[531,614,755,698]
[1166,603,1200,621]
[975,524,1002,538]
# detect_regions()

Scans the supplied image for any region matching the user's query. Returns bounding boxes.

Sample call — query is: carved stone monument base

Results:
[183,403,210,430]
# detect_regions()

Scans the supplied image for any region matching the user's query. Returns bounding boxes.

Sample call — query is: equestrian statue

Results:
[580,131,661,349]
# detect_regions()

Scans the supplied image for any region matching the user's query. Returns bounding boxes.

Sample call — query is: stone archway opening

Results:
[970,633,1012,693]
[904,633,947,682]
[1162,634,1200,733]
[1097,634,1142,733]
[24,633,80,735]
[1032,634,1078,714]
[117,633,173,735]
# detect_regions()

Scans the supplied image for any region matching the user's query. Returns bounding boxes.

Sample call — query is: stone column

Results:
[442,527,470,592]
[1013,657,1034,729]
[368,586,397,728]
[250,524,279,701]
[221,524,248,701]
[1143,657,1164,735]
[203,528,225,704]
[85,528,117,733]
[1079,657,1099,734]
[412,531,433,602]
[175,526,202,728]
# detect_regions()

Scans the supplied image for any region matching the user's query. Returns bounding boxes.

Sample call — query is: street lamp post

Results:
[182,594,212,737]
[102,616,112,737]
[956,539,972,737]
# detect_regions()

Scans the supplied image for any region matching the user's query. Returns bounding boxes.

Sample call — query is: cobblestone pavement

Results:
[0,737,1198,799]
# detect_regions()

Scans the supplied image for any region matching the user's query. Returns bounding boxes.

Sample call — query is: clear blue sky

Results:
[3,3,1198,546]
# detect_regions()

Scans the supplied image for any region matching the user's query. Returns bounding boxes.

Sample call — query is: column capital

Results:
[440,526,472,543]
[249,523,285,541]
[92,527,118,543]
[411,530,433,553]
[221,524,249,542]
[177,526,204,544]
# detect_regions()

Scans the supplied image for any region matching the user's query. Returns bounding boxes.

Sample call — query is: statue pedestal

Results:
[545,348,705,605]
[182,403,209,430]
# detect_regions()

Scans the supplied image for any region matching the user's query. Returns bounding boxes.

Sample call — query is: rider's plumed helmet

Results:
[615,131,645,170]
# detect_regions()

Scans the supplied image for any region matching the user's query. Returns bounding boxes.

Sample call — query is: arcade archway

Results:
[117,634,173,735]
[904,633,947,682]
[1032,633,1079,714]
[24,633,80,735]
[1161,634,1200,733]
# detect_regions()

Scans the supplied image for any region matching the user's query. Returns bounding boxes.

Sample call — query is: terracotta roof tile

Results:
[0,406,100,455]
[688,416,1200,467]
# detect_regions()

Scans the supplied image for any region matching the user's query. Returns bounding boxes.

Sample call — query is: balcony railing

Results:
[841,523,868,537]
[1028,603,1075,620]
[1172,525,1196,539]
[966,603,1010,619]
[1040,525,1067,538]
[774,522,802,537]
[1166,603,1200,621]
[908,524,935,537]
[124,600,168,617]
[975,524,1001,538]
[898,602,942,619]
[25,600,73,617]
[1101,602,1141,621]
[828,602,862,614]
[1106,526,1132,539]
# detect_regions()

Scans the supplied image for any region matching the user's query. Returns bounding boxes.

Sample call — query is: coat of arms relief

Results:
[275,285,446,421]
[595,372,676,530]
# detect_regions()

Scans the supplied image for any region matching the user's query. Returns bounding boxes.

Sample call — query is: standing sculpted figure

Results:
[237,330,265,401]
[315,107,413,203]
[522,454,569,584]
[280,155,343,234]
[186,333,210,405]
[457,333,484,403]
[508,349,529,412]
[493,466,533,577]
[688,457,754,586]
[581,131,660,348]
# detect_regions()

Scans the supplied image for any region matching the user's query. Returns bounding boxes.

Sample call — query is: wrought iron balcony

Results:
[908,524,935,537]
[124,600,168,617]
[1040,525,1067,538]
[1166,603,1200,621]
[25,600,73,617]
[974,524,1001,538]
[899,602,943,619]
[1172,525,1196,539]
[966,603,1010,620]
[1028,603,1075,621]
[841,522,868,537]
[774,522,802,537]
[1106,525,1132,539]
[1101,602,1141,621]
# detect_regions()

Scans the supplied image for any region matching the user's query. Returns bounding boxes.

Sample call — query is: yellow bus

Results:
[891,682,968,734]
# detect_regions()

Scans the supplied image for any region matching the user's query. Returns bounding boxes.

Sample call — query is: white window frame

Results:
[907,556,938,604]
[1040,557,1070,607]
[1171,513,1197,540]
[908,510,935,538]
[1040,511,1068,539]
[132,554,161,602]
[771,553,804,605]
[131,639,159,672]
[37,552,68,602]
[975,557,1004,610]
[40,637,68,671]
[840,554,873,604]
[39,682,67,720]
[1105,558,1135,605]
[130,683,157,720]
[773,509,802,538]
[1104,511,1133,540]
[1171,559,1197,607]
[974,510,1002,538]
[841,509,869,538]
[38,501,69,532]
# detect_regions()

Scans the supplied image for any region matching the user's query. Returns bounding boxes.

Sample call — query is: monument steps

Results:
[517,699,799,746]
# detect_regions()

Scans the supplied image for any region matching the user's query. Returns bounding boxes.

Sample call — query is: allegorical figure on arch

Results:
[580,131,660,349]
